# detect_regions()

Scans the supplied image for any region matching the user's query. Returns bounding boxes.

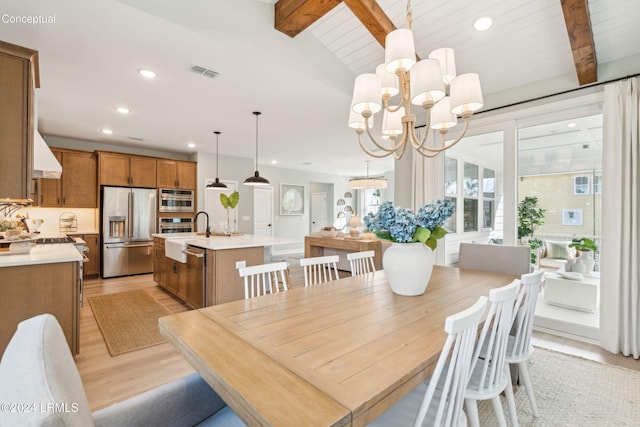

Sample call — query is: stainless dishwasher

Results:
[184,245,206,309]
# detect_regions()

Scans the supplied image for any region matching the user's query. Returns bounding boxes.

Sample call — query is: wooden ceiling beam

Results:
[560,0,597,85]
[275,0,343,38]
[342,0,396,48]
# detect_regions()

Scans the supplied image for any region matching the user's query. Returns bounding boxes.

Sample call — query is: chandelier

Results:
[349,161,388,189]
[348,0,483,159]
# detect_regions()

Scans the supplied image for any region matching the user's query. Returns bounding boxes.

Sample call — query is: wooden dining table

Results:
[159,265,516,427]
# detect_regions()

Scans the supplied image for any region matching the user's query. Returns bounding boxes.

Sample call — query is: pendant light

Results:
[349,161,388,189]
[244,111,270,186]
[206,131,228,189]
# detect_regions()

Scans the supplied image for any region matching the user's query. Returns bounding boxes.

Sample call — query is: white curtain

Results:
[411,127,438,210]
[601,77,640,358]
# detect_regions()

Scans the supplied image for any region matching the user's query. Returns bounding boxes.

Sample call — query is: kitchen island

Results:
[0,244,82,356]
[153,234,297,308]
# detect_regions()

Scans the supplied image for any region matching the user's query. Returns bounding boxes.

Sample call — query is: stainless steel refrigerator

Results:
[102,186,156,278]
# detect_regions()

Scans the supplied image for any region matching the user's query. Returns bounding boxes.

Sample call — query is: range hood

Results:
[33,131,62,179]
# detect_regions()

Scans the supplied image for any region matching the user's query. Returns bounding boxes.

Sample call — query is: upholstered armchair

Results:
[0,314,239,427]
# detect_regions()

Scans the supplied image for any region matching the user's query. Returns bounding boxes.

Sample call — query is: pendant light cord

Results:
[253,111,261,171]
[215,131,221,176]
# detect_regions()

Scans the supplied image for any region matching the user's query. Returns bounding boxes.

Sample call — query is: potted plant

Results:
[517,196,546,266]
[569,237,597,273]
[219,191,239,234]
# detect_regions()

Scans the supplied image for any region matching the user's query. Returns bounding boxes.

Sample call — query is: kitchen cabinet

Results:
[0,260,79,356]
[153,237,166,287]
[206,247,263,306]
[81,234,99,277]
[165,258,186,297]
[99,152,157,188]
[0,41,39,200]
[38,148,97,208]
[156,160,196,189]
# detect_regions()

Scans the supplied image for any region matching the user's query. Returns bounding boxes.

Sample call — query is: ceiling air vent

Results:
[128,136,145,142]
[190,65,219,79]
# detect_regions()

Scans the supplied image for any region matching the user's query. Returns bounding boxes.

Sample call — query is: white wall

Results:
[196,152,353,254]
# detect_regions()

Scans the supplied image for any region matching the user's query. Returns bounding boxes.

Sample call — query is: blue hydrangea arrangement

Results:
[363,200,454,250]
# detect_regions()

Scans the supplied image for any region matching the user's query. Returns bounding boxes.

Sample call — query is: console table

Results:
[304,235,383,270]
[544,272,599,313]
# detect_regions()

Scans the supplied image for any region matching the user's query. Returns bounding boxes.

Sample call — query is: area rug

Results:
[88,289,171,356]
[478,347,640,426]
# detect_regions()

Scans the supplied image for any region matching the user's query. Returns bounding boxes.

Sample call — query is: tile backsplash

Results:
[16,207,99,234]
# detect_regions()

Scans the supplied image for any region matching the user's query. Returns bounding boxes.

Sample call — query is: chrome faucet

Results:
[194,211,210,238]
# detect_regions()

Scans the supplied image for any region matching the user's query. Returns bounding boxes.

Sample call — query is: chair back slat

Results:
[347,250,376,276]
[469,280,519,394]
[238,262,289,299]
[508,270,544,359]
[300,255,339,286]
[413,296,488,427]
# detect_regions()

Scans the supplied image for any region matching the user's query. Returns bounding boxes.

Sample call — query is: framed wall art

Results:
[280,184,305,215]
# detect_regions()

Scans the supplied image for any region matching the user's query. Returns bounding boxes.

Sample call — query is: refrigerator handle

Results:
[128,191,134,238]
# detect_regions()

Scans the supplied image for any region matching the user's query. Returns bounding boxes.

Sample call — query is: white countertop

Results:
[153,233,297,251]
[0,244,82,267]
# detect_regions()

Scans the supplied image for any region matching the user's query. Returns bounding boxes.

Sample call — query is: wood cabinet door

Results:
[156,160,177,188]
[177,162,196,189]
[62,151,97,207]
[83,234,100,277]
[38,149,62,206]
[165,259,180,294]
[129,156,156,188]
[99,153,130,186]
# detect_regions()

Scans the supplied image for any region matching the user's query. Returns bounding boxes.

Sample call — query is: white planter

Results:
[382,242,434,296]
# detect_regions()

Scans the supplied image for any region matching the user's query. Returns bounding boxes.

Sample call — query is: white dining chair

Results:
[458,243,531,277]
[238,261,289,299]
[347,250,376,276]
[505,270,545,417]
[464,280,520,427]
[368,296,488,427]
[299,255,339,286]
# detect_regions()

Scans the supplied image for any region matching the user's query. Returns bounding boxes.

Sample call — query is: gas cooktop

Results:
[33,236,77,244]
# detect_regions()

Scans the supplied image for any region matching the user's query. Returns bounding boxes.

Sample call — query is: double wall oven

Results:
[159,188,195,213]
[159,217,194,234]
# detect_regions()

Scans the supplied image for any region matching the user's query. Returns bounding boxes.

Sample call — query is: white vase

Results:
[382,242,434,296]
[573,258,586,274]
[581,252,595,273]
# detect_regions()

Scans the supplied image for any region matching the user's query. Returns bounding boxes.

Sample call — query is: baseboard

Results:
[533,323,600,345]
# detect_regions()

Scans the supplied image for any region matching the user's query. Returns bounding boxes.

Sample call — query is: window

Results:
[444,196,456,233]
[483,200,494,229]
[463,199,478,232]
[593,174,602,194]
[573,175,589,195]
[483,168,495,198]
[445,157,457,195]
[464,163,479,197]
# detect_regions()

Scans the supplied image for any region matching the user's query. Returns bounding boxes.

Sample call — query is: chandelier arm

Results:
[383,98,405,113]
[363,117,406,153]
[357,132,395,158]
[418,117,470,153]
[393,137,408,160]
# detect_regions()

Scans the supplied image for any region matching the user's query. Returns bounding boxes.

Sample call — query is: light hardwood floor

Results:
[76,266,639,412]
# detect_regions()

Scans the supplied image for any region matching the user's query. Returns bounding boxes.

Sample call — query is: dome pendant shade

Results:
[207,131,228,190]
[244,111,270,186]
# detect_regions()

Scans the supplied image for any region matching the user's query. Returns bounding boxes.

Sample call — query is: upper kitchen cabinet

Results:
[0,41,39,200]
[157,160,196,189]
[38,148,97,207]
[99,152,156,188]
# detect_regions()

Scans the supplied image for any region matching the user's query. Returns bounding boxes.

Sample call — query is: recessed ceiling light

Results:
[138,68,157,79]
[116,106,130,114]
[101,129,113,135]
[187,142,196,148]
[473,16,493,32]
[271,160,277,165]
[568,122,577,128]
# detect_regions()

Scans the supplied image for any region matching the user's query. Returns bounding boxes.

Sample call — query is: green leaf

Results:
[228,191,240,209]
[413,227,431,243]
[430,226,447,240]
[375,232,394,241]
[220,191,240,210]
[425,237,437,251]
[220,193,230,209]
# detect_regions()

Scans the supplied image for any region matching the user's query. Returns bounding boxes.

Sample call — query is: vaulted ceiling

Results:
[0,0,638,177]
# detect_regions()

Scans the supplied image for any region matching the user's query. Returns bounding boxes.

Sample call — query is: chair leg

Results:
[490,396,507,427]
[518,361,539,417]
[464,398,480,427]
[504,369,519,427]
